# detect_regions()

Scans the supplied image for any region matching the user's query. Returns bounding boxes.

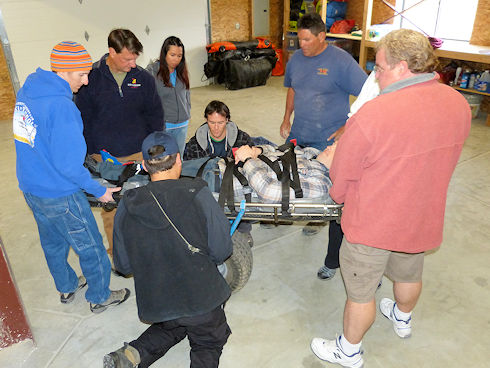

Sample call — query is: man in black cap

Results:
[105,132,232,368]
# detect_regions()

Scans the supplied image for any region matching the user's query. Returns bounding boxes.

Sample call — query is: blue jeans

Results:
[24,191,111,303]
[165,122,189,158]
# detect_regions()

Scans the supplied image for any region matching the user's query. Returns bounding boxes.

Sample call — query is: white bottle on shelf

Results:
[480,70,490,82]
[468,73,476,89]
[454,66,462,85]
[478,70,490,92]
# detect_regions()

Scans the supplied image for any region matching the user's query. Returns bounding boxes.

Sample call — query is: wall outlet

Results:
[235,23,240,30]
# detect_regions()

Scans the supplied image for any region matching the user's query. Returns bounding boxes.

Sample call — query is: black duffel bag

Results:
[204,49,247,82]
[224,56,276,90]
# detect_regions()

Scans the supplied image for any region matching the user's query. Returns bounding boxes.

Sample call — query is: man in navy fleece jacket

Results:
[76,29,164,158]
[75,29,164,254]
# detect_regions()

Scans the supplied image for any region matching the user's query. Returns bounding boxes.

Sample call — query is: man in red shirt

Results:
[310,29,471,368]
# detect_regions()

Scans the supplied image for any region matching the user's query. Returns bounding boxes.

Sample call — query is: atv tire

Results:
[223,231,253,292]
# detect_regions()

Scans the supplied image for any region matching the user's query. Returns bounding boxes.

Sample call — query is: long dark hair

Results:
[157,36,190,89]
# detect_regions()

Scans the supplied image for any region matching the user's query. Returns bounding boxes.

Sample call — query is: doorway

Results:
[253,0,270,37]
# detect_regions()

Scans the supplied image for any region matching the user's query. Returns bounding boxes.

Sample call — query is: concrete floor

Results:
[1,76,489,367]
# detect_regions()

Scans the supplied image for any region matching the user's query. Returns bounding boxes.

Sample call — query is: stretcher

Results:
[86,175,343,225]
[85,141,342,225]
[85,157,342,292]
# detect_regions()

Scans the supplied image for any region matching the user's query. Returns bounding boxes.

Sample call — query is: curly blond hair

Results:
[376,29,439,73]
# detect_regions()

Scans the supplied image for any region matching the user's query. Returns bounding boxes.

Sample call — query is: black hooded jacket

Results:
[113,178,232,323]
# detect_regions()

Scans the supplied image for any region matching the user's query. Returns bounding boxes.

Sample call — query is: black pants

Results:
[323,220,343,269]
[130,307,231,368]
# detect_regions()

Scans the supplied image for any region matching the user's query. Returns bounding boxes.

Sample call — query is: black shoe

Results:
[60,276,87,304]
[302,222,325,236]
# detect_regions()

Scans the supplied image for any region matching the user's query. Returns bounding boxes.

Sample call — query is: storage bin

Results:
[469,104,481,119]
[461,92,483,119]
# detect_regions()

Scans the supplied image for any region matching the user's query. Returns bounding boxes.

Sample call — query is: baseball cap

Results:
[141,131,179,160]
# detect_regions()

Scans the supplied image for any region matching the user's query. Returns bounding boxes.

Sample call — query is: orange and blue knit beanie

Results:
[50,41,92,72]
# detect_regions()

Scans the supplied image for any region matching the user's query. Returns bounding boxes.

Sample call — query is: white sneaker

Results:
[311,336,364,368]
[379,298,412,338]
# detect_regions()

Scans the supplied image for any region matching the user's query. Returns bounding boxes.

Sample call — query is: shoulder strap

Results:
[218,158,237,213]
[218,158,253,213]
[233,166,252,203]
[258,154,282,180]
[280,148,303,199]
[147,189,203,255]
[257,142,303,212]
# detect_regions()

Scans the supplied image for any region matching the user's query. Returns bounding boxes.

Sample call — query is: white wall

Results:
[0,0,210,88]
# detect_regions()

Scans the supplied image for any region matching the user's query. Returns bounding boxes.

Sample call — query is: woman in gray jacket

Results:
[147,36,191,156]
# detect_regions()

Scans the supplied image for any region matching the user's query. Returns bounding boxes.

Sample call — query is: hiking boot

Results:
[311,336,364,368]
[379,298,412,338]
[317,265,336,280]
[60,276,87,304]
[90,288,130,314]
[103,342,140,368]
[302,222,325,236]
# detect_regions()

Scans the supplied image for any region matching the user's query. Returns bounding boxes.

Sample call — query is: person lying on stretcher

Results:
[229,143,336,203]
[180,142,337,204]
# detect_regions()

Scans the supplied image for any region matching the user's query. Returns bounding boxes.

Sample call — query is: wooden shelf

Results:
[453,86,490,97]
[435,40,490,64]
[325,33,362,41]
[362,38,490,65]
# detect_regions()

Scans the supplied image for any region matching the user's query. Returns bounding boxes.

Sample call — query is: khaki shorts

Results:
[339,238,424,303]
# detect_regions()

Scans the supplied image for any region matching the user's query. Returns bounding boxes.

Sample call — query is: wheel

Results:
[222,231,253,292]
[243,231,254,247]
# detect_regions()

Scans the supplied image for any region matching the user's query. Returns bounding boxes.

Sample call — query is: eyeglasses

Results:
[373,65,385,73]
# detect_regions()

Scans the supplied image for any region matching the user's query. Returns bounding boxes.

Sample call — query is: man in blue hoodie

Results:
[13,41,130,313]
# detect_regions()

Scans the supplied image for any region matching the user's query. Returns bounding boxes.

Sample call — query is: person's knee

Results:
[188,308,231,349]
[340,240,387,303]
